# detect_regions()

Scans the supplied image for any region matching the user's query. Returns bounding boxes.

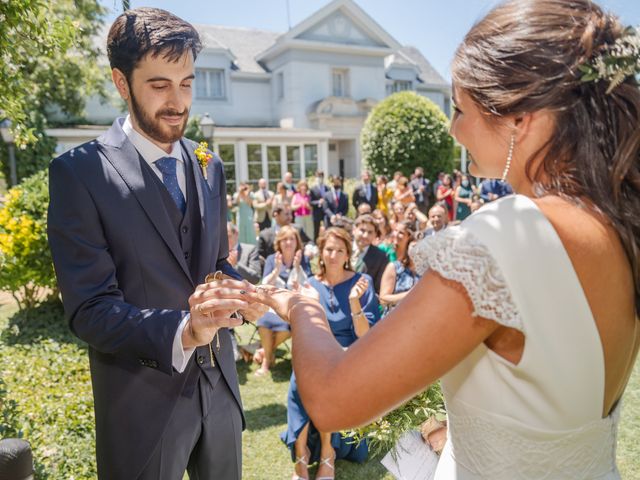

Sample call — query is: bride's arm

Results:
[249,271,499,432]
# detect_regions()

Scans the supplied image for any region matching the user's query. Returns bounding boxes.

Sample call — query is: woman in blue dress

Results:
[255,225,312,376]
[232,182,257,245]
[379,221,421,316]
[283,227,380,480]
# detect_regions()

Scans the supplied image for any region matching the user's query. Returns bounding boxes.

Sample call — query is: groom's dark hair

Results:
[107,7,202,83]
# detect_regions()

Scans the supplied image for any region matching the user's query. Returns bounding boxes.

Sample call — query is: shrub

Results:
[361,91,454,181]
[0,302,96,479]
[0,169,56,309]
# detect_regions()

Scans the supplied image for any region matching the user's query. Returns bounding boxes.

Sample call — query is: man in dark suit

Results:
[352,214,389,294]
[410,166,431,214]
[47,8,264,479]
[257,205,311,260]
[352,170,378,211]
[309,170,328,241]
[227,222,262,284]
[323,176,349,227]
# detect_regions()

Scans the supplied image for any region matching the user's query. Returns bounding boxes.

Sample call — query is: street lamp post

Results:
[199,113,215,148]
[0,119,18,187]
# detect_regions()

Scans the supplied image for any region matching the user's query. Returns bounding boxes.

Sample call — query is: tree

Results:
[361,91,454,181]
[0,0,107,181]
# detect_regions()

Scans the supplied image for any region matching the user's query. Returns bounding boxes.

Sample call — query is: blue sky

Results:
[99,0,640,81]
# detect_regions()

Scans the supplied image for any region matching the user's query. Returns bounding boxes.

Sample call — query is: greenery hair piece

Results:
[579,26,640,94]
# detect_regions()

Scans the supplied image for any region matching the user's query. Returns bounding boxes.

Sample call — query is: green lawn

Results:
[0,299,638,479]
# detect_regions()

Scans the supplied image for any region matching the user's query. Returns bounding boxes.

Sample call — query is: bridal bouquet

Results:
[342,382,445,457]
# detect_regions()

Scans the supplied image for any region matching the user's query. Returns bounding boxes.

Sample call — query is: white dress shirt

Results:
[122,115,194,372]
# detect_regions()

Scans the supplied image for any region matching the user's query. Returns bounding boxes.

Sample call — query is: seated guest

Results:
[282,227,380,480]
[470,198,483,214]
[322,176,349,227]
[256,226,312,376]
[423,203,449,237]
[257,205,311,260]
[356,202,372,216]
[227,222,262,284]
[291,180,314,241]
[379,221,421,315]
[372,209,397,261]
[352,214,389,294]
[405,202,429,231]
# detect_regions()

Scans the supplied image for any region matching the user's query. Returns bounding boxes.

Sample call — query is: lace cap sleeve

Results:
[410,226,523,332]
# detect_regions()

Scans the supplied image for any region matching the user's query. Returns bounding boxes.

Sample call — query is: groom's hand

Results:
[184,280,252,348]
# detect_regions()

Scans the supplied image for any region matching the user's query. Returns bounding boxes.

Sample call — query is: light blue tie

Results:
[154,157,186,215]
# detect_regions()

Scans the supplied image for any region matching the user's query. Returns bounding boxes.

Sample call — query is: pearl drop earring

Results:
[501,134,515,182]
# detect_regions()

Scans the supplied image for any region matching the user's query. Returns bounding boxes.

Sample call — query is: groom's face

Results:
[112,50,195,149]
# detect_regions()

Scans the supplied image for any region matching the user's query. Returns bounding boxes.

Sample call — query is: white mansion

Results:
[51,0,450,192]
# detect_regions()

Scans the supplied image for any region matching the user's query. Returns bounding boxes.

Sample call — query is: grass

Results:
[0,297,638,479]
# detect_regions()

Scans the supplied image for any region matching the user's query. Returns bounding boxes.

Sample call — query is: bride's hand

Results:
[244,285,309,322]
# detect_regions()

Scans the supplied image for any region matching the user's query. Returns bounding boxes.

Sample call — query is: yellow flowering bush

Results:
[0,170,56,309]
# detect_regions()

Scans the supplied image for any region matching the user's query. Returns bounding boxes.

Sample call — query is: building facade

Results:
[50,0,450,192]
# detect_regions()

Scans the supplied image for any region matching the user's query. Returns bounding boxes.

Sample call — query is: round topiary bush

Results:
[361,91,454,180]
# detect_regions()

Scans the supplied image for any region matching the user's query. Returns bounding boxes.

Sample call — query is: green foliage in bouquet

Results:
[0,169,57,309]
[361,91,454,182]
[343,383,446,458]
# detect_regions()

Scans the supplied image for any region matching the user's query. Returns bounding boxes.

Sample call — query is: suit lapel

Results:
[181,140,214,281]
[99,121,192,283]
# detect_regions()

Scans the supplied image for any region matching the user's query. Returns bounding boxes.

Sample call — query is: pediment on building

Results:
[257,0,401,62]
[295,10,384,48]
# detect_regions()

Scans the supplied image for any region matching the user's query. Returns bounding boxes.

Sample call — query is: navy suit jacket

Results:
[352,183,378,210]
[47,118,242,479]
[322,189,349,225]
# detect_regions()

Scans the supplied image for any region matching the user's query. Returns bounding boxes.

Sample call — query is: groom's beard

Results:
[129,89,189,144]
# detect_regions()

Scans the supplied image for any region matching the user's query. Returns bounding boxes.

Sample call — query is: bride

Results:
[202,0,639,477]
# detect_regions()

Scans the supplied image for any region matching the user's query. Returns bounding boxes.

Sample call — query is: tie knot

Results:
[154,157,178,176]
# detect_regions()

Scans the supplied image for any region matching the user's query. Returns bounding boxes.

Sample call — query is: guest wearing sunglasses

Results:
[282,227,380,480]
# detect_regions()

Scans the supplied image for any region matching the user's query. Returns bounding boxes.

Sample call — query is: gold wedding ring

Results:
[205,270,224,284]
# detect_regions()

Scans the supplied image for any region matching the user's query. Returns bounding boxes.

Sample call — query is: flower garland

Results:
[194,141,213,180]
[579,25,640,94]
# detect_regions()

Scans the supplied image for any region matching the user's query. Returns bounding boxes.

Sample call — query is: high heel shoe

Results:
[315,453,335,480]
[292,448,310,480]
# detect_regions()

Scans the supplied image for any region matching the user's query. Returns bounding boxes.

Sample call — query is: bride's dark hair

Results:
[452,0,640,315]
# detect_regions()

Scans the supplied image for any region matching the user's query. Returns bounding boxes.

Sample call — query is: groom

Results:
[47,8,262,479]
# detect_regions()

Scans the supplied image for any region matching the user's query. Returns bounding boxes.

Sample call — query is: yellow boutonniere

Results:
[194,141,213,180]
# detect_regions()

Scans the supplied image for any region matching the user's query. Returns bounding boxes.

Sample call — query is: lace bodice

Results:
[409,195,621,480]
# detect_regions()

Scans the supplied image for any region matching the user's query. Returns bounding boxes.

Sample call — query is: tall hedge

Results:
[361,91,454,180]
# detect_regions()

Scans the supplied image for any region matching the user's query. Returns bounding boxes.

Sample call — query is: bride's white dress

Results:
[410,195,621,480]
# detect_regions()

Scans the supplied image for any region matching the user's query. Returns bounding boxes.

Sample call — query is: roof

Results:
[94,15,447,87]
[397,46,448,86]
[194,24,280,73]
